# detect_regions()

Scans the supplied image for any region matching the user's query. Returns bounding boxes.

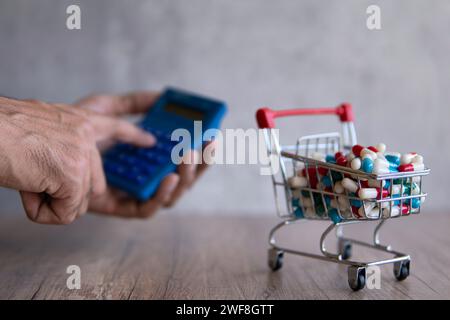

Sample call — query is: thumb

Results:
[20,191,44,222]
[93,116,155,147]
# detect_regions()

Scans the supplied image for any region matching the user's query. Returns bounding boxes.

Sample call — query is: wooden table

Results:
[0,212,449,299]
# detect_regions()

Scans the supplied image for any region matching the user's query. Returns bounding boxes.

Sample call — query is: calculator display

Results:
[165,103,204,121]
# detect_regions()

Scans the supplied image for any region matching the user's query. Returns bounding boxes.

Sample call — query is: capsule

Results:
[406,197,421,209]
[318,167,329,176]
[398,163,424,172]
[349,192,363,207]
[338,195,350,209]
[358,188,388,199]
[376,152,387,161]
[382,205,400,218]
[336,156,348,167]
[366,206,382,219]
[376,143,386,153]
[351,205,361,218]
[412,154,423,165]
[321,175,333,188]
[288,176,308,188]
[302,196,313,208]
[373,162,390,175]
[328,208,342,224]
[312,152,326,162]
[294,207,304,218]
[334,181,345,194]
[342,177,359,193]
[334,151,345,160]
[325,155,336,163]
[347,152,356,162]
[352,145,364,157]
[305,207,316,218]
[350,157,361,170]
[368,146,379,153]
[361,148,377,160]
[330,199,338,209]
[385,154,400,166]
[361,157,374,173]
[400,153,417,165]
[358,202,376,218]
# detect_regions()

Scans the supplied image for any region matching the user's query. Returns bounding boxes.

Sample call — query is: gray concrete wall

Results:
[0,0,449,215]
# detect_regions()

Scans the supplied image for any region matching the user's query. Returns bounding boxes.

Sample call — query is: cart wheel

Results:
[268,248,284,271]
[394,259,410,281]
[338,239,352,260]
[348,266,366,291]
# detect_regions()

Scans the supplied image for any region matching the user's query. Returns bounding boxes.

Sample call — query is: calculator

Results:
[102,88,227,200]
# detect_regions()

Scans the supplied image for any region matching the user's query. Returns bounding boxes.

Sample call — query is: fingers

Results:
[75,91,159,116]
[92,116,155,147]
[89,148,107,197]
[20,191,79,225]
[165,151,198,207]
[88,174,179,219]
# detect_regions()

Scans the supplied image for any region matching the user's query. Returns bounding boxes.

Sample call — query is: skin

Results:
[0,92,210,224]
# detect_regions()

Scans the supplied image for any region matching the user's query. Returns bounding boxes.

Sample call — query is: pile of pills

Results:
[288,143,426,223]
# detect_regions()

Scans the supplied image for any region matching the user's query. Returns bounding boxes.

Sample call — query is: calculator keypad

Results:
[103,129,176,185]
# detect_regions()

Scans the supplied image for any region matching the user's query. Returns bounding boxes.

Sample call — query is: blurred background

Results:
[0,0,449,216]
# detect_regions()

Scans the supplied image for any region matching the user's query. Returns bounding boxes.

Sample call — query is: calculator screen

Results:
[165,103,205,121]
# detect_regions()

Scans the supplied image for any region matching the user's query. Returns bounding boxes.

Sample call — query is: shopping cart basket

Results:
[256,103,430,291]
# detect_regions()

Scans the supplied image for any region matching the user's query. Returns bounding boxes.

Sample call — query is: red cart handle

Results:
[256,103,354,129]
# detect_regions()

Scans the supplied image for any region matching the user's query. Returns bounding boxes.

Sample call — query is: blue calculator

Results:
[102,88,227,200]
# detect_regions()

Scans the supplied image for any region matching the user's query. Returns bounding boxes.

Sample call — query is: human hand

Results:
[75,92,212,219]
[0,96,155,224]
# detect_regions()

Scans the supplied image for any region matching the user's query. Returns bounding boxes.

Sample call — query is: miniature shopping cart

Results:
[256,103,430,291]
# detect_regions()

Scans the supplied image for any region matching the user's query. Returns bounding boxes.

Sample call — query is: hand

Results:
[0,97,155,224]
[75,92,212,219]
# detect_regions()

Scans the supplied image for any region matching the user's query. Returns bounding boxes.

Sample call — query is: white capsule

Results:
[360,148,377,160]
[342,177,359,193]
[334,181,344,194]
[412,154,424,165]
[411,163,425,171]
[305,207,316,218]
[382,205,400,218]
[301,196,313,208]
[330,199,338,209]
[338,196,350,209]
[376,143,386,153]
[380,201,390,208]
[373,162,390,175]
[411,183,421,195]
[358,202,376,217]
[347,152,356,162]
[391,184,402,195]
[401,153,416,165]
[358,188,378,199]
[288,176,308,188]
[376,152,387,161]
[366,206,381,219]
[341,210,353,219]
[350,157,362,170]
[291,189,302,198]
[311,152,326,162]
[295,162,306,174]
[374,158,390,168]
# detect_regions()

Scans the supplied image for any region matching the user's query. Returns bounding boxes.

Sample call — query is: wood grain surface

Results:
[0,212,449,299]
